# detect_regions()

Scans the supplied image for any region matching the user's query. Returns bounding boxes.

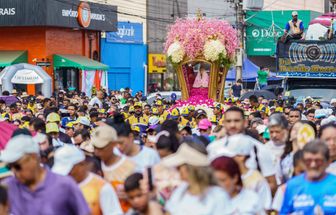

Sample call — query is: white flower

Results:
[203,39,227,62]
[167,42,185,64]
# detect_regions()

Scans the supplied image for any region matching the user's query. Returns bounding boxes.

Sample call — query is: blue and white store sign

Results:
[106,22,143,44]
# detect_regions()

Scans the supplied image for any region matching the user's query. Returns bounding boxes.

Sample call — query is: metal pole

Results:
[235,0,243,81]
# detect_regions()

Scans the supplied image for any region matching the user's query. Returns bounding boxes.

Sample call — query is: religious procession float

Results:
[164,15,238,113]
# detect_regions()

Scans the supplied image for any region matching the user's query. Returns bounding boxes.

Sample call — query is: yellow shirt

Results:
[79,173,106,215]
[127,115,147,125]
[102,156,136,213]
[159,110,169,124]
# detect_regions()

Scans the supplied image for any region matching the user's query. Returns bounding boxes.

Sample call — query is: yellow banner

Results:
[148,54,167,73]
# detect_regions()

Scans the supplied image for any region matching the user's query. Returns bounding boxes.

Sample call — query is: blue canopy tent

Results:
[227,58,281,82]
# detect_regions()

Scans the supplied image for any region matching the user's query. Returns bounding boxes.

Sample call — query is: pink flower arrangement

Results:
[164,18,238,60]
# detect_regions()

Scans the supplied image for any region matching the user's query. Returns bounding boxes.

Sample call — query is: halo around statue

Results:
[164,16,238,107]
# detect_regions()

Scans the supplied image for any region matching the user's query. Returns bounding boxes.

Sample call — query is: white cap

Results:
[77,117,91,127]
[209,134,254,161]
[120,88,125,92]
[256,124,267,135]
[1,135,39,163]
[331,98,336,105]
[162,143,209,167]
[52,145,85,176]
[292,11,298,16]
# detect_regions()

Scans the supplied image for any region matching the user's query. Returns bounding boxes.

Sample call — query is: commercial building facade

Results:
[0,0,117,95]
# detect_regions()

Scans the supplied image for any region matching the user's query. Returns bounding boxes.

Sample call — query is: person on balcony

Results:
[282,11,304,42]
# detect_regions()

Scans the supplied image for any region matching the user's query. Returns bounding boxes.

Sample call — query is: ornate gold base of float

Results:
[176,58,228,103]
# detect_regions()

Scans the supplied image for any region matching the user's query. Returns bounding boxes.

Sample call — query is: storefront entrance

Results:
[54,68,80,91]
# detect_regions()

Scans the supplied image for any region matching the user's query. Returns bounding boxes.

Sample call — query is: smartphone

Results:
[147,167,154,192]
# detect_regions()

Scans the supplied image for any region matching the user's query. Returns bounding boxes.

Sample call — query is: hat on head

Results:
[188,106,195,111]
[120,88,125,92]
[46,112,61,123]
[162,143,209,167]
[1,135,39,163]
[214,103,222,110]
[268,113,288,128]
[152,107,159,115]
[181,107,189,117]
[155,100,163,106]
[331,98,336,105]
[195,109,207,119]
[134,102,142,108]
[292,11,298,16]
[52,145,85,176]
[171,108,180,120]
[11,89,17,94]
[46,122,59,133]
[75,117,91,127]
[91,125,118,148]
[256,124,267,134]
[21,92,29,98]
[198,118,212,130]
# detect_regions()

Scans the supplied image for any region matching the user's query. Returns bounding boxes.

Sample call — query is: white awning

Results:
[11,69,44,84]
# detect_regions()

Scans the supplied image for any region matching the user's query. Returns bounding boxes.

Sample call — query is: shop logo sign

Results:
[77,2,91,28]
[251,28,282,38]
[0,8,15,16]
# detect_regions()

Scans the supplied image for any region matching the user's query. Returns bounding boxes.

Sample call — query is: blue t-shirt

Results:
[280,173,336,215]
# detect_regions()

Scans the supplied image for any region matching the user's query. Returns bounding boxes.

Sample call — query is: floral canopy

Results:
[164,17,238,67]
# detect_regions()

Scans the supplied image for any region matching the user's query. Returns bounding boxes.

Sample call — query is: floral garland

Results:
[164,18,238,67]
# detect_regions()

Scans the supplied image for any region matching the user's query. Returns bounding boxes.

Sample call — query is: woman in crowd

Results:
[159,141,233,215]
[211,156,265,214]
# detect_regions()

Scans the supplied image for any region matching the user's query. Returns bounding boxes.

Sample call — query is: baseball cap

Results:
[268,113,288,128]
[292,11,298,16]
[1,135,39,163]
[331,98,336,105]
[171,108,180,120]
[75,117,91,127]
[182,107,189,117]
[256,124,267,134]
[210,134,253,161]
[134,102,142,108]
[152,107,159,115]
[46,112,60,123]
[91,125,118,148]
[195,109,207,119]
[52,145,85,176]
[162,143,209,167]
[155,100,163,106]
[11,89,17,94]
[188,106,195,111]
[198,118,212,130]
[46,122,59,133]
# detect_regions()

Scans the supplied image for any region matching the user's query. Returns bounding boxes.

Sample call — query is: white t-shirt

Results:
[265,140,285,166]
[231,188,266,215]
[89,97,103,108]
[165,183,233,215]
[79,173,123,215]
[207,135,276,177]
[272,184,286,211]
[242,169,273,210]
[129,146,161,172]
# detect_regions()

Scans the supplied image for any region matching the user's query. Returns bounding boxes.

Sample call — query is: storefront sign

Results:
[11,69,44,84]
[277,40,336,77]
[106,22,143,44]
[148,54,166,73]
[246,10,320,56]
[0,0,117,31]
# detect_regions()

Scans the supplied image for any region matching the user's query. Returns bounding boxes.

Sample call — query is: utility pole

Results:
[234,0,244,80]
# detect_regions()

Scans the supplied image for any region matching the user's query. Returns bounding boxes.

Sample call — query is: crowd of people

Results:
[0,88,336,214]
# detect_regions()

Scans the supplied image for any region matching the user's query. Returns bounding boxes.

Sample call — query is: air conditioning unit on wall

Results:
[243,0,264,10]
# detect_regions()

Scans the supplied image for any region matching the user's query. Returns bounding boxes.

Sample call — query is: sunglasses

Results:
[6,162,22,171]
[303,158,325,167]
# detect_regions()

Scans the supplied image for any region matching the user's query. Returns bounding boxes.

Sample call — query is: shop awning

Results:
[0,51,28,67]
[53,54,109,71]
